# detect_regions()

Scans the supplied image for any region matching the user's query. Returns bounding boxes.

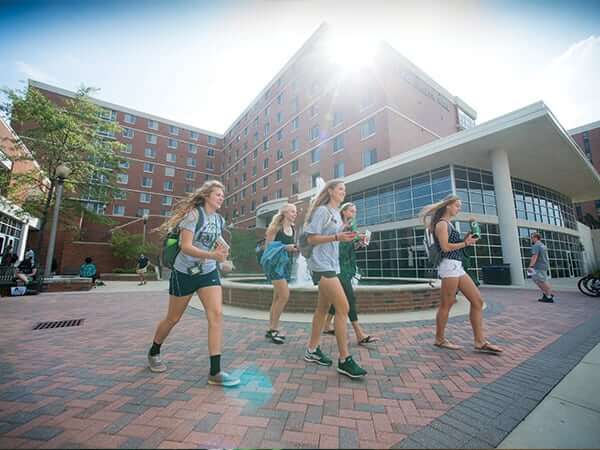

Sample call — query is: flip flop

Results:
[358,335,379,345]
[323,329,335,335]
[474,341,503,354]
[434,339,462,350]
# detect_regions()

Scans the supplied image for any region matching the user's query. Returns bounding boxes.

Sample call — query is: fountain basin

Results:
[221,277,441,313]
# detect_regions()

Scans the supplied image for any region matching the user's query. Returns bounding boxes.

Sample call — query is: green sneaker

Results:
[337,355,367,378]
[304,346,333,366]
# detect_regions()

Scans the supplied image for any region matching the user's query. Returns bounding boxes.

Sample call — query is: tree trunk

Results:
[35,180,55,265]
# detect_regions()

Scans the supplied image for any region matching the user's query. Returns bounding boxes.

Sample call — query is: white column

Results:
[490,148,524,285]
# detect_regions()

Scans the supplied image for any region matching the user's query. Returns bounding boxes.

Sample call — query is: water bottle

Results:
[470,220,481,239]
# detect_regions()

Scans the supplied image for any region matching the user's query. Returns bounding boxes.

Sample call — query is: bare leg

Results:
[436,276,460,346]
[323,313,334,332]
[197,286,223,356]
[153,294,194,344]
[535,280,553,297]
[269,280,289,332]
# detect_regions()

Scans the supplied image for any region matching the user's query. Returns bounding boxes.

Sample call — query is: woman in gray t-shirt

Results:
[302,180,367,379]
[146,180,239,387]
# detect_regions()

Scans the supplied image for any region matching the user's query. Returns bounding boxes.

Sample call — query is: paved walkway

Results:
[0,282,598,449]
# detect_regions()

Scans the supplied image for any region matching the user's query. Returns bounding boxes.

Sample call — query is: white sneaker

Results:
[208,371,240,387]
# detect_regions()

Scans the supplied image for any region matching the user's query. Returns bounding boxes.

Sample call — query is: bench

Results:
[0,265,45,296]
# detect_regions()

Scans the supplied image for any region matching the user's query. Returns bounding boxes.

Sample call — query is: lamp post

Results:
[44,164,71,277]
[142,214,149,245]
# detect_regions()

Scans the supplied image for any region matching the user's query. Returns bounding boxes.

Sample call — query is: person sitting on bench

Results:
[15,256,36,284]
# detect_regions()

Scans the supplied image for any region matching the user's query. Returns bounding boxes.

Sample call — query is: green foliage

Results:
[229,228,262,273]
[110,230,159,264]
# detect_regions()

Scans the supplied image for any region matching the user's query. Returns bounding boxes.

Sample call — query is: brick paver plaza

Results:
[1,286,599,449]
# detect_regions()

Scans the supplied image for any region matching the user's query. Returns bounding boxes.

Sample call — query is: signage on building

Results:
[399,69,451,112]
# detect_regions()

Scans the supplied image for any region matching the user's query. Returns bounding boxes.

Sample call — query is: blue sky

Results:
[1,0,599,132]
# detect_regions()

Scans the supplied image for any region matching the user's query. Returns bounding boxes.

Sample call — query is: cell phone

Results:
[216,237,230,251]
[364,230,372,243]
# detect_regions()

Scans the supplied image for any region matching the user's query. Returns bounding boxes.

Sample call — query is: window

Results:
[329,135,343,154]
[334,161,345,178]
[263,158,269,170]
[262,176,269,188]
[140,192,152,203]
[166,153,176,163]
[122,143,133,154]
[122,127,134,139]
[263,139,271,152]
[311,173,320,188]
[242,173,247,183]
[360,118,376,139]
[251,200,256,211]
[165,166,175,177]
[187,157,197,167]
[190,131,199,140]
[332,111,343,127]
[208,136,217,145]
[242,157,247,168]
[252,165,257,176]
[262,195,268,203]
[146,133,158,144]
[118,160,129,169]
[141,177,153,188]
[145,148,156,158]
[124,113,136,124]
[114,190,127,200]
[277,93,283,104]
[100,109,116,121]
[169,125,179,136]
[207,148,215,157]
[206,160,214,170]
[188,143,197,154]
[291,117,299,130]
[240,205,245,215]
[276,129,283,141]
[276,168,282,181]
[291,182,299,195]
[363,148,377,167]
[276,149,284,161]
[254,131,259,144]
[148,119,158,130]
[252,182,257,193]
[241,188,246,199]
[291,138,299,152]
[117,174,128,184]
[264,122,270,137]
[311,147,320,163]
[137,208,150,217]
[185,171,194,180]
[292,96,299,113]
[243,127,248,137]
[253,149,258,160]
[310,104,318,117]
[185,183,193,193]
[275,189,283,199]
[143,162,154,173]
[277,112,283,124]
[162,196,173,206]
[112,205,125,216]
[309,125,319,141]
[161,209,173,217]
[168,138,178,149]
[163,180,173,191]
[291,160,299,173]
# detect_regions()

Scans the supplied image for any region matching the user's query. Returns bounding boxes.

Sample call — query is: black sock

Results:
[210,354,221,376]
[149,341,162,356]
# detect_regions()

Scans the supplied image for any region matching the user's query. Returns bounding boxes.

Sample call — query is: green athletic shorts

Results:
[169,269,221,297]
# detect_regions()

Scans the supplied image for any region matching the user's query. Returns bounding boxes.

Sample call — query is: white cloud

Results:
[14,61,59,85]
[535,35,600,129]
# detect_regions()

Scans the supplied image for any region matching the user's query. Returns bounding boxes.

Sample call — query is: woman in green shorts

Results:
[323,202,379,345]
[303,180,367,378]
[147,180,240,387]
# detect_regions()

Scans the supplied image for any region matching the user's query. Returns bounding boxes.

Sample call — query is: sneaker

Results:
[265,330,285,344]
[304,346,333,366]
[538,295,554,303]
[337,355,367,378]
[148,354,167,373]
[208,371,240,387]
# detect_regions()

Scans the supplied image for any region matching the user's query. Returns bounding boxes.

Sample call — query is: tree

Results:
[1,84,126,257]
[111,230,159,267]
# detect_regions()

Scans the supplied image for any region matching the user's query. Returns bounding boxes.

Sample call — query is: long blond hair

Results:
[158,180,225,234]
[419,194,460,232]
[304,179,344,226]
[266,203,296,236]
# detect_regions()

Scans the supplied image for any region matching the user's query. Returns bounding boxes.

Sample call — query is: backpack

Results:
[162,207,225,270]
[298,208,334,259]
[423,225,442,268]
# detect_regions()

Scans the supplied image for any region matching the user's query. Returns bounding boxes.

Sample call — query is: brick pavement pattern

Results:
[0,287,599,449]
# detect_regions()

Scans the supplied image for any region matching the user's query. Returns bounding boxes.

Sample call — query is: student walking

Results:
[421,194,502,354]
[528,232,554,303]
[147,180,240,387]
[322,202,379,346]
[302,180,367,378]
[262,203,298,344]
[136,253,150,285]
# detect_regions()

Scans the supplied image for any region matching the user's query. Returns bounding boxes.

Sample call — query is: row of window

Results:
[115,174,202,192]
[117,162,197,180]
[120,147,210,169]
[121,129,218,152]
[110,205,173,218]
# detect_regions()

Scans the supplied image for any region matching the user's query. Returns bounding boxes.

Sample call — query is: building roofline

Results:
[569,119,600,135]
[28,80,224,139]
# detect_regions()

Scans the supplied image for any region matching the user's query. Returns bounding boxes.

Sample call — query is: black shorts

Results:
[311,271,338,285]
[169,269,221,297]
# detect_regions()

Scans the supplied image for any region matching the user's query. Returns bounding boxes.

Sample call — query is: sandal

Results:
[323,329,335,335]
[475,341,503,354]
[358,335,379,345]
[434,339,462,350]
[265,330,285,344]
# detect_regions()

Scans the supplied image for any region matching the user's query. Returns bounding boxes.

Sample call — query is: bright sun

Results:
[325,30,379,73]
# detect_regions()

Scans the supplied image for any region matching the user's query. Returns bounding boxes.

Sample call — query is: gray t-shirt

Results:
[173,207,224,274]
[531,241,549,271]
[304,205,343,273]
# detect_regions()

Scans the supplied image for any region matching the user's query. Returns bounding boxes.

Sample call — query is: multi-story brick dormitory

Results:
[24,24,600,282]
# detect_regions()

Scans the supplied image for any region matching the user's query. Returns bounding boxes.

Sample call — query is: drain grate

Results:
[33,319,84,330]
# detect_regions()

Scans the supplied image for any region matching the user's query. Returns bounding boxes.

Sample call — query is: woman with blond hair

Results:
[421,194,502,354]
[147,180,240,386]
[303,180,367,378]
[262,203,298,344]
